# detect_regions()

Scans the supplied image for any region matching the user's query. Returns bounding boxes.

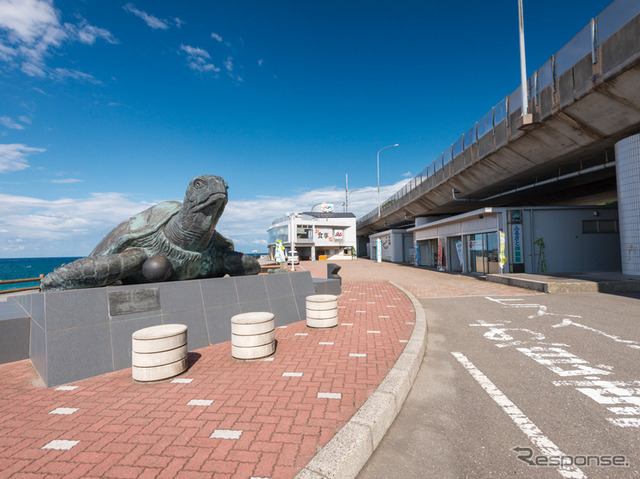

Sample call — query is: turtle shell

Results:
[90,201,182,256]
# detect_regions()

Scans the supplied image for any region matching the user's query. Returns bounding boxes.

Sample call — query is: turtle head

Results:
[183,175,228,222]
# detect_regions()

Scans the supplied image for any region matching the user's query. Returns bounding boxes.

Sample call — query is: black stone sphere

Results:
[142,256,173,283]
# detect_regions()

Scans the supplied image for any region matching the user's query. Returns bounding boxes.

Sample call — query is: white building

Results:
[268,211,357,261]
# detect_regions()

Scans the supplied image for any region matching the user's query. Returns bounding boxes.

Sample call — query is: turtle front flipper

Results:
[41,249,149,291]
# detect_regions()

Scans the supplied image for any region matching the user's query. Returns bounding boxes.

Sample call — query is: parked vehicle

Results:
[287,251,299,264]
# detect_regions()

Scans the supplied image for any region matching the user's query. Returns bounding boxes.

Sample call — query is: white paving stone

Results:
[317,392,342,399]
[277,325,288,329]
[399,339,409,343]
[349,353,366,358]
[341,323,353,326]
[406,322,415,325]
[54,386,78,391]
[49,408,78,415]
[42,440,79,450]
[319,342,334,345]
[367,331,381,334]
[386,305,397,308]
[338,306,346,309]
[171,378,194,384]
[187,399,213,406]
[210,429,243,439]
[282,372,303,377]
[379,316,390,318]
[295,333,308,336]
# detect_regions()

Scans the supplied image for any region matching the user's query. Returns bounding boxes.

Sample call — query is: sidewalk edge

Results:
[294,281,427,479]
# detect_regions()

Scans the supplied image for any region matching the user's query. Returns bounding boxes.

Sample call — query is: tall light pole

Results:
[518,0,528,116]
[377,144,399,219]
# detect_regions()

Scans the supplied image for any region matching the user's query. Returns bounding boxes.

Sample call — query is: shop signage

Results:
[275,240,286,263]
[499,231,507,272]
[511,224,523,263]
[376,238,382,263]
[321,203,334,212]
[455,240,464,270]
[414,243,420,265]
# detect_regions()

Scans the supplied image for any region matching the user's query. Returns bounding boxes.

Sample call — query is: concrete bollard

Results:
[132,324,188,382]
[231,312,276,359]
[306,294,338,328]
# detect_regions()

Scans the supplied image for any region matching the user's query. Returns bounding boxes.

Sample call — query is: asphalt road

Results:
[358,291,640,479]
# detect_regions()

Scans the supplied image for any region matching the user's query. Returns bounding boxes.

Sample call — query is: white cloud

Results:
[258,59,263,67]
[0,192,153,256]
[401,170,413,177]
[0,116,25,130]
[180,44,220,73]
[0,177,412,256]
[50,178,82,184]
[0,0,66,75]
[0,143,45,173]
[123,3,169,30]
[224,56,233,72]
[211,32,223,42]
[74,21,118,45]
[0,0,116,77]
[173,17,185,28]
[52,67,99,84]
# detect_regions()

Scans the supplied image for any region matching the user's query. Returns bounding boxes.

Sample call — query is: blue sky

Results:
[0,0,613,258]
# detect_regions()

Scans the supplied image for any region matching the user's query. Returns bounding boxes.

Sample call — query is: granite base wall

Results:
[0,300,30,364]
[7,271,316,387]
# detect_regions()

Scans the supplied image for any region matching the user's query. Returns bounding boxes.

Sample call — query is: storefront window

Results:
[418,239,438,267]
[466,232,499,274]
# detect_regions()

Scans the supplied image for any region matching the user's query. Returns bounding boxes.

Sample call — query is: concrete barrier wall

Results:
[8,272,316,387]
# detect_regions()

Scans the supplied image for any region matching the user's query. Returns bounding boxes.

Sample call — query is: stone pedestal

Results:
[13,271,315,388]
[306,294,338,328]
[132,324,188,382]
[231,312,275,359]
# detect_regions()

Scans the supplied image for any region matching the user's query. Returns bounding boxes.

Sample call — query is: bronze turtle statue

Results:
[41,175,260,291]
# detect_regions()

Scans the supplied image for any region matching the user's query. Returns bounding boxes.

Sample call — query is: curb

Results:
[294,281,427,479]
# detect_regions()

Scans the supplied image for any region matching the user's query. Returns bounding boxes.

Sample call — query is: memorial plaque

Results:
[108,289,161,316]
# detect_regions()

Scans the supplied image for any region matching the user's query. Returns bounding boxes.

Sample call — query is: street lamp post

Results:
[377,144,399,219]
[518,0,528,116]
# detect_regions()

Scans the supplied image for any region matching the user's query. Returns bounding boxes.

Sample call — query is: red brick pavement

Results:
[0,282,414,479]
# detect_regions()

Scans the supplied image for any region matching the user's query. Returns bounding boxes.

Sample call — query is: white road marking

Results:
[187,399,213,406]
[452,352,586,479]
[552,319,640,349]
[42,440,79,451]
[317,392,341,399]
[49,408,78,415]
[518,347,613,377]
[210,429,242,439]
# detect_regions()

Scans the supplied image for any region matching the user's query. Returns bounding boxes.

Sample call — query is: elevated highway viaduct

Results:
[357,4,640,274]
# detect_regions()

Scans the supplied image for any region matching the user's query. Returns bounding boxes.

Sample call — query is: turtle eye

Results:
[194,179,205,189]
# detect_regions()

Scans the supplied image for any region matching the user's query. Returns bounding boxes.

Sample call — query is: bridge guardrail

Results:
[357,0,640,229]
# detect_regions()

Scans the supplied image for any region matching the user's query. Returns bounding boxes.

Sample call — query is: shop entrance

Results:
[466,232,499,274]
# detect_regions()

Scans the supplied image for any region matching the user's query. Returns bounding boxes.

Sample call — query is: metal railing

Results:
[0,275,43,294]
[358,0,640,228]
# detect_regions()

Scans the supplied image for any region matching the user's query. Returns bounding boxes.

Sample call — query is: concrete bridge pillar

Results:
[615,133,640,275]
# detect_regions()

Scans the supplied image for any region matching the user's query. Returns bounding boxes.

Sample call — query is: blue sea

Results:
[0,257,81,292]
[0,254,266,292]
